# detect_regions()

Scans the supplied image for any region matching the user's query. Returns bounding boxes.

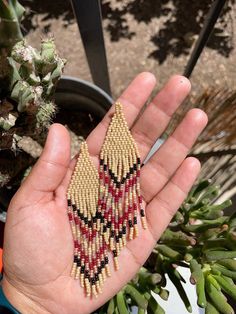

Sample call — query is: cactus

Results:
[94,181,236,314]
[0,0,24,90]
[0,0,66,188]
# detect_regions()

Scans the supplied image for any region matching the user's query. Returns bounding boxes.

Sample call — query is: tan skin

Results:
[2,73,208,314]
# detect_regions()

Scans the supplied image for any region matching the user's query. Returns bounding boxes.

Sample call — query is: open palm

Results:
[2,73,207,314]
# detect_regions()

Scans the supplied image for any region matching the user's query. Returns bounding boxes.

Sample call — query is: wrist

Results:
[2,276,51,314]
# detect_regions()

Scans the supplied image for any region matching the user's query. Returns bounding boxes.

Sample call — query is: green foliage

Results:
[94,181,236,314]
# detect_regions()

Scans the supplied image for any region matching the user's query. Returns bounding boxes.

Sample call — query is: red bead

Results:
[137,170,141,177]
[68,213,73,221]
[105,176,109,184]
[92,230,97,238]
[118,191,123,197]
[138,196,143,203]
[74,216,79,225]
[74,240,78,248]
[98,199,102,206]
[125,186,129,192]
[99,172,103,179]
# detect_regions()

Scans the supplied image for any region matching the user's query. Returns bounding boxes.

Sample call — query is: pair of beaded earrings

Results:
[67,102,147,298]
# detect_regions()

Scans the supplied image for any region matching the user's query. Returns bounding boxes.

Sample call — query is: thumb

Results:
[11,124,71,207]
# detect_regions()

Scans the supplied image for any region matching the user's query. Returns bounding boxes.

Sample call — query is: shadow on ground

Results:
[21,0,234,64]
[20,0,74,33]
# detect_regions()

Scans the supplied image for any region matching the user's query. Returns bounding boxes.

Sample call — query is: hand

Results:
[2,73,207,314]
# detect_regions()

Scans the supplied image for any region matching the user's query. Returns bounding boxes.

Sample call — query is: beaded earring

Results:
[67,142,111,298]
[97,102,147,270]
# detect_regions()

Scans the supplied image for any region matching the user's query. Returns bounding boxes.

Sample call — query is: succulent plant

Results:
[0,0,66,188]
[94,180,236,314]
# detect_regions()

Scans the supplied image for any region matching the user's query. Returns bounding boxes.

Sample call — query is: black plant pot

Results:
[55,76,113,118]
[0,76,113,218]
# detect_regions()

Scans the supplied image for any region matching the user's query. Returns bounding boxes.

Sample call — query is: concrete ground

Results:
[21,0,236,99]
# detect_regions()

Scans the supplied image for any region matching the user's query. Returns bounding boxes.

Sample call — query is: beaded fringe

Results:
[67,142,111,298]
[67,102,147,298]
[98,102,147,271]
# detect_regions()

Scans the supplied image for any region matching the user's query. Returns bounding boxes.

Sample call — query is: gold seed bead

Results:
[92,285,98,298]
[80,274,85,287]
[134,224,139,237]
[129,227,134,240]
[75,267,80,280]
[71,263,77,278]
[106,264,111,277]
[114,257,119,271]
[141,217,147,229]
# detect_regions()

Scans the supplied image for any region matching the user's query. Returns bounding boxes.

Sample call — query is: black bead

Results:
[112,250,117,257]
[95,273,99,281]
[88,220,93,228]
[103,226,107,233]
[119,232,123,238]
[130,167,134,174]
[111,230,115,237]
[115,235,119,243]
[91,278,95,285]
[126,173,130,179]
[97,266,102,274]
[85,270,89,278]
[129,220,133,228]
[101,261,105,267]
[67,199,72,206]
[80,266,85,274]
[116,182,121,188]
[121,177,125,184]
[107,222,111,228]
[74,256,78,263]
[72,204,77,211]
[137,157,141,164]
[77,259,81,267]
[133,217,138,224]
[140,209,145,217]
[84,217,88,224]
[92,216,97,223]
[96,212,102,219]
[133,164,137,171]
[100,159,104,165]
[105,256,109,264]
[103,164,107,171]
[122,226,126,234]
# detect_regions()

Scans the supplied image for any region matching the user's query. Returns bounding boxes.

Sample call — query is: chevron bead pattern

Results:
[98,102,147,270]
[67,142,111,298]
